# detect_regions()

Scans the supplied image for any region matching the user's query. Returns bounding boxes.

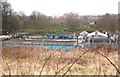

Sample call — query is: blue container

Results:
[52,35,55,38]
[67,35,70,39]
[47,35,51,39]
[62,35,64,39]
[72,35,75,39]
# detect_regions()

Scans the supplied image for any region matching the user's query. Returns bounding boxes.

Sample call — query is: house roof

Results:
[87,31,108,38]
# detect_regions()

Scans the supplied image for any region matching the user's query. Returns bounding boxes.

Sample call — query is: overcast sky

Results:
[7,0,120,16]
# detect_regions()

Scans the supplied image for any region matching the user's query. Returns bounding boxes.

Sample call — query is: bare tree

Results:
[95,14,117,34]
[2,1,19,33]
[64,13,80,30]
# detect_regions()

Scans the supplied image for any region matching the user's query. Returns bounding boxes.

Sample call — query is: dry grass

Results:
[0,45,119,75]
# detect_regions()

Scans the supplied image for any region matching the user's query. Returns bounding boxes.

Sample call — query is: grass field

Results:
[1,45,119,75]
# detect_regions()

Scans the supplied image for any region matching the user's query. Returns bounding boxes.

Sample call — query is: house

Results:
[79,31,88,37]
[87,31,108,38]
